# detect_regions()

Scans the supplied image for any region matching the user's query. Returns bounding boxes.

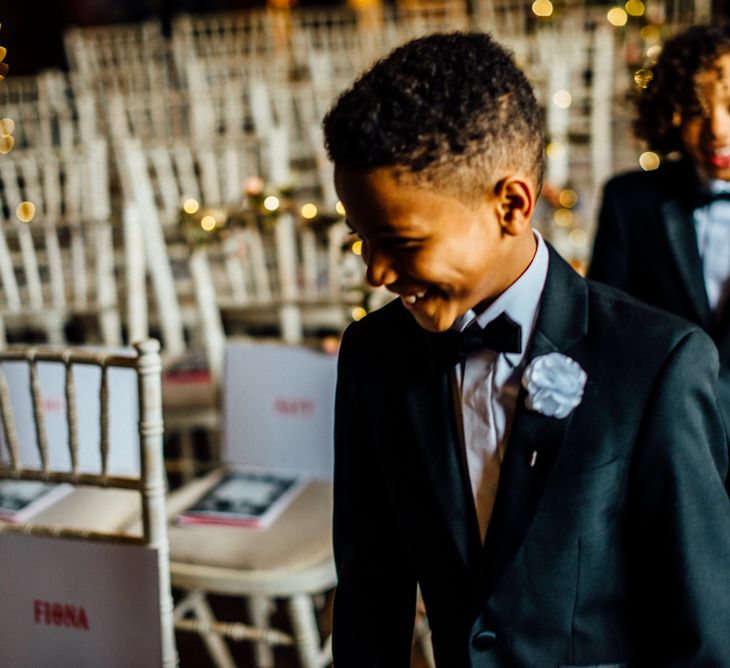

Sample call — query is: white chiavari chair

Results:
[155,340,337,668]
[0,339,177,667]
[0,70,96,151]
[0,139,122,348]
[64,19,170,93]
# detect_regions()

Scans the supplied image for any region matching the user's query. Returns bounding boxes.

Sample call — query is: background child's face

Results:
[334,167,527,333]
[681,52,730,180]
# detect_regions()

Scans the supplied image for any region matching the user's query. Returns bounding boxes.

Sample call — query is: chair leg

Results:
[191,592,238,668]
[287,594,322,668]
[247,595,275,668]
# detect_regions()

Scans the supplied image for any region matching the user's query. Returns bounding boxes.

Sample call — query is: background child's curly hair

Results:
[322,31,544,202]
[636,24,730,154]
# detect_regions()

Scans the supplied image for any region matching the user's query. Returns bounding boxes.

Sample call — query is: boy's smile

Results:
[334,167,536,333]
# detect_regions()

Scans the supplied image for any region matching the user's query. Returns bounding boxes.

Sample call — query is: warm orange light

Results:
[532,0,553,17]
[16,201,36,223]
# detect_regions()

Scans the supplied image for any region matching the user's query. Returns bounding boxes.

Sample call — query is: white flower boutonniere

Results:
[522,353,587,419]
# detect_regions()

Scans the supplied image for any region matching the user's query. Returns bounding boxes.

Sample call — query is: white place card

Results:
[223,342,337,479]
[0,533,161,667]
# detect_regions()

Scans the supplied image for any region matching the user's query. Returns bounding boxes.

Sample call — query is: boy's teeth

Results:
[403,291,427,305]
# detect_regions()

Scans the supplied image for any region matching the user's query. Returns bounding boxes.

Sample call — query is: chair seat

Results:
[27,487,142,535]
[163,470,333,572]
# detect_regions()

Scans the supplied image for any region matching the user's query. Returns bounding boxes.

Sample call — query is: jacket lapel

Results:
[660,166,712,328]
[480,247,588,598]
[662,199,713,328]
[405,334,482,572]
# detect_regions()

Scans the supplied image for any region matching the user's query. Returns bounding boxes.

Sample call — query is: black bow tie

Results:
[689,190,730,210]
[439,312,522,367]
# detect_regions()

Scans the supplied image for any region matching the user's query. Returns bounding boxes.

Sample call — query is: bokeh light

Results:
[646,45,662,60]
[640,25,660,43]
[352,240,363,256]
[183,198,200,214]
[16,201,36,223]
[243,176,264,196]
[301,203,318,219]
[634,69,653,89]
[639,151,661,171]
[335,201,346,216]
[0,134,13,155]
[554,208,574,227]
[546,141,566,160]
[532,0,553,17]
[352,307,367,321]
[200,215,216,231]
[553,90,572,108]
[607,7,628,26]
[559,189,578,208]
[625,0,645,16]
[263,195,280,211]
[569,229,588,248]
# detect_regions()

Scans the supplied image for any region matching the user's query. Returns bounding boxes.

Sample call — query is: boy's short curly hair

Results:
[322,31,544,203]
[636,24,730,154]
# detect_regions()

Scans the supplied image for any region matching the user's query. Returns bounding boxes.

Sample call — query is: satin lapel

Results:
[661,198,712,328]
[405,336,481,572]
[481,247,588,598]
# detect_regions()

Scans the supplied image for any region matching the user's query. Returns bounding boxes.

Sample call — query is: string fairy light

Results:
[607,7,628,26]
[639,151,660,171]
[300,203,318,219]
[16,201,35,223]
[264,195,280,212]
[531,0,553,17]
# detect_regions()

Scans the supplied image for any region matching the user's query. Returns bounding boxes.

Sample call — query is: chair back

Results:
[0,340,177,667]
[0,139,121,347]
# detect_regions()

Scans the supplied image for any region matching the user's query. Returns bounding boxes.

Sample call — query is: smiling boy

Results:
[325,32,730,667]
[590,24,730,429]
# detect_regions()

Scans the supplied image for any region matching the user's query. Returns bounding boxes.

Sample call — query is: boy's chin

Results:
[407,308,458,333]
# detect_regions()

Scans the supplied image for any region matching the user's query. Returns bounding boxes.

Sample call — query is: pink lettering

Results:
[52,603,63,625]
[273,397,315,416]
[33,599,43,623]
[43,397,66,414]
[33,599,90,630]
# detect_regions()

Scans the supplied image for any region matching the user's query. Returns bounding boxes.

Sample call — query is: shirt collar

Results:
[453,229,549,367]
[694,162,730,194]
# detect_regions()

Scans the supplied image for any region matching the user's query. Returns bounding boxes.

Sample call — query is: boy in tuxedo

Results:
[324,32,730,667]
[590,24,730,425]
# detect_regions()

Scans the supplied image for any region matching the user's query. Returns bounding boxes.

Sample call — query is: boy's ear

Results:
[493,176,535,235]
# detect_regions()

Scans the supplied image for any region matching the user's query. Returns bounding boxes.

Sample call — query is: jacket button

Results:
[472,630,498,650]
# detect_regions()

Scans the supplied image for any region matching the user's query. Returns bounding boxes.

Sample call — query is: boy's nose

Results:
[708,106,730,144]
[365,248,398,288]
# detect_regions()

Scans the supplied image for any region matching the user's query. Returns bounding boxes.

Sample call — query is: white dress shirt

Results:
[452,231,549,541]
[694,179,730,315]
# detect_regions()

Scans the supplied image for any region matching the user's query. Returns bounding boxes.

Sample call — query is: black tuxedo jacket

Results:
[333,247,730,667]
[589,158,730,421]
